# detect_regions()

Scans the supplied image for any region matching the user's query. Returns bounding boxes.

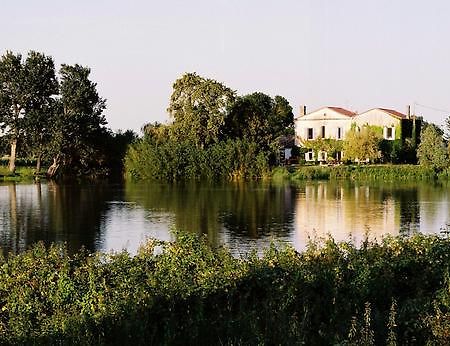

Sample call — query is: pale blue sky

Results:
[1,0,450,131]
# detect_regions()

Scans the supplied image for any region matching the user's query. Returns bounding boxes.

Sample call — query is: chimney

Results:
[300,105,307,116]
[406,105,411,119]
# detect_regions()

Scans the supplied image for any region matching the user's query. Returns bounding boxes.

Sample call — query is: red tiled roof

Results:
[327,107,356,117]
[377,108,407,119]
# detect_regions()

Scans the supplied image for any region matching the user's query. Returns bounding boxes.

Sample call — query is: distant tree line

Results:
[125,72,294,181]
[0,51,136,178]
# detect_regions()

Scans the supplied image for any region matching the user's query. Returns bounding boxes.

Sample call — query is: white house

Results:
[295,105,417,163]
[353,108,408,140]
[294,106,356,162]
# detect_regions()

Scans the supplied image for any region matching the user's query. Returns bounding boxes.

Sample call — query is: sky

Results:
[1,0,450,132]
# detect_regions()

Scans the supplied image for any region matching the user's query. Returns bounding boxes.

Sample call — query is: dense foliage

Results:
[417,124,448,170]
[343,126,382,163]
[167,72,236,148]
[125,73,294,181]
[0,50,135,178]
[0,51,58,172]
[125,137,269,181]
[1,233,450,344]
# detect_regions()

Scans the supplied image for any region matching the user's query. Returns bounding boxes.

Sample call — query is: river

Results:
[0,180,449,255]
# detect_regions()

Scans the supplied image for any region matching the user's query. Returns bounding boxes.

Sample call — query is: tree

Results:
[225,92,294,151]
[141,121,171,143]
[47,64,107,178]
[0,51,58,173]
[417,124,448,169]
[22,52,59,172]
[168,72,235,148]
[272,95,294,136]
[343,126,382,163]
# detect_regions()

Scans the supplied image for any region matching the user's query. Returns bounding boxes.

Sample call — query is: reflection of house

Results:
[293,183,400,251]
[295,105,421,162]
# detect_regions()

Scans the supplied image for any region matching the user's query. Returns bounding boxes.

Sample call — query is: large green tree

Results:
[0,51,58,172]
[225,92,294,151]
[23,52,59,172]
[417,124,448,169]
[47,64,107,178]
[167,72,236,148]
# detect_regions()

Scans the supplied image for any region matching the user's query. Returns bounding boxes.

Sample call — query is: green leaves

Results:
[343,126,383,163]
[417,124,448,170]
[226,92,294,152]
[0,51,58,173]
[168,72,236,148]
[0,234,450,343]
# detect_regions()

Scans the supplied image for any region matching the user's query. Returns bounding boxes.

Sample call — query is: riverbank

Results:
[0,166,44,181]
[0,232,449,344]
[272,164,449,182]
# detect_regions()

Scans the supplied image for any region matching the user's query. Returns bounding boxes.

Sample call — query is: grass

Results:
[0,165,45,181]
[273,164,439,182]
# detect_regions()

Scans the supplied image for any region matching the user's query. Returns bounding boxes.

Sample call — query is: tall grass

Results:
[0,233,450,344]
[284,164,438,181]
[0,165,42,181]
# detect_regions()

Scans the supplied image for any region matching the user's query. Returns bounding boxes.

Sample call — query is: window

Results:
[321,126,326,138]
[337,127,342,139]
[319,151,327,161]
[306,150,314,161]
[307,128,314,140]
[387,127,392,138]
[384,126,395,140]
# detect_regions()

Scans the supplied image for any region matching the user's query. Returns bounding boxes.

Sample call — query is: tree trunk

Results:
[47,155,60,179]
[36,153,41,174]
[9,138,17,173]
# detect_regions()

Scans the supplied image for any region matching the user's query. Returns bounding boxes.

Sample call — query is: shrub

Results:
[0,233,450,344]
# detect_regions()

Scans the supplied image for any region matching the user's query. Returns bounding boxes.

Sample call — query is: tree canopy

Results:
[0,50,134,178]
[167,72,236,148]
[46,64,107,177]
[225,92,294,151]
[0,51,58,172]
[417,124,448,169]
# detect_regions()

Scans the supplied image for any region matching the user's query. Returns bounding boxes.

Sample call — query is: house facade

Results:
[294,106,356,162]
[295,105,420,162]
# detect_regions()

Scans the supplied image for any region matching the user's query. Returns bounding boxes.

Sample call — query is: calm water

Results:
[0,180,449,255]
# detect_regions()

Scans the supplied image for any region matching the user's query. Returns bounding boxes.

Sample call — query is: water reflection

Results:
[0,182,118,254]
[0,180,449,255]
[123,182,296,253]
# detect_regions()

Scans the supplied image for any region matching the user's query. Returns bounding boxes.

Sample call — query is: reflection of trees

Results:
[393,186,420,234]
[0,182,116,254]
[219,182,295,239]
[417,182,447,230]
[0,183,37,253]
[125,181,296,244]
[125,182,222,245]
[46,182,117,253]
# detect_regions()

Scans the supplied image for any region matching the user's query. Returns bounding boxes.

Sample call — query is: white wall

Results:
[353,109,401,128]
[295,107,353,145]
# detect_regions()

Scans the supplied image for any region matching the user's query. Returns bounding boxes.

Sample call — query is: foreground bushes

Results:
[1,233,450,344]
